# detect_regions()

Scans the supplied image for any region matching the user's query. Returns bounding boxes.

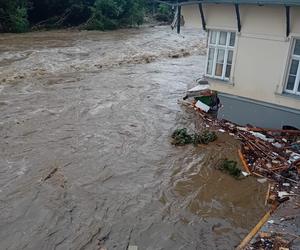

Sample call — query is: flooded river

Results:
[0,26,267,249]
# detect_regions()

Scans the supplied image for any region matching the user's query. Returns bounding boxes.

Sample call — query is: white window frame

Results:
[205,30,236,81]
[285,39,300,96]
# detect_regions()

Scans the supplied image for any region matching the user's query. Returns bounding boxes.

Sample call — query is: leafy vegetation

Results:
[0,0,29,32]
[171,128,217,146]
[0,0,173,32]
[218,159,242,179]
[172,128,193,145]
[86,0,145,30]
[155,3,173,22]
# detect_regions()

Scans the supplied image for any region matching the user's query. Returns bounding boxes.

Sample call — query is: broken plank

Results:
[265,183,271,206]
[236,205,278,250]
[43,167,58,182]
[238,149,251,174]
[248,127,300,135]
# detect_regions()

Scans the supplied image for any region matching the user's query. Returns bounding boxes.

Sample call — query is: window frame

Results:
[285,38,300,96]
[205,30,236,81]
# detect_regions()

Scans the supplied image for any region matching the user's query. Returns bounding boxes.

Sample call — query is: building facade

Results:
[171,0,300,128]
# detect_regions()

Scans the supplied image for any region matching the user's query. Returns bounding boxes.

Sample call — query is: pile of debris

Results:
[179,92,300,249]
[249,231,296,250]
[222,122,300,183]
[180,99,300,184]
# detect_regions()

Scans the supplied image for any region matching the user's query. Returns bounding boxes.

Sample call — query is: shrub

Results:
[1,0,147,32]
[155,3,172,23]
[171,128,217,146]
[86,0,144,30]
[218,159,242,179]
[9,6,29,32]
[0,0,29,33]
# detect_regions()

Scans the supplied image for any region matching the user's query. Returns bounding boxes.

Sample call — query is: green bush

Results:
[9,6,29,32]
[0,0,29,32]
[171,128,217,146]
[158,3,169,16]
[86,0,144,30]
[155,3,172,23]
[0,0,146,32]
[193,130,217,145]
[172,128,193,145]
[218,159,242,179]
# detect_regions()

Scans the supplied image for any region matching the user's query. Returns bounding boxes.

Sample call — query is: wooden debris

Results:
[237,205,278,250]
[180,100,300,250]
[265,183,271,206]
[247,127,300,135]
[43,167,58,182]
[183,101,300,184]
[238,149,251,174]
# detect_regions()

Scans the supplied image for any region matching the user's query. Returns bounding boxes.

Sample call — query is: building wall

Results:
[218,93,300,129]
[182,4,300,111]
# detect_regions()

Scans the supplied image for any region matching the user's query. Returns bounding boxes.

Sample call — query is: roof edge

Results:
[155,0,300,6]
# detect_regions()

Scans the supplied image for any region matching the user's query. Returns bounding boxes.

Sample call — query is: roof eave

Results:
[155,0,300,6]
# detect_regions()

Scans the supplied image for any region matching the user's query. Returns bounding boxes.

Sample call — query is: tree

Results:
[86,0,145,30]
[0,0,150,32]
[0,0,29,32]
[155,3,173,22]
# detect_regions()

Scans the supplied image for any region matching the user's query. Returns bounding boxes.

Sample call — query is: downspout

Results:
[177,5,181,34]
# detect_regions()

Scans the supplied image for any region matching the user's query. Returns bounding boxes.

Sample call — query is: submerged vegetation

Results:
[218,159,242,179]
[171,128,217,146]
[171,129,242,178]
[0,0,173,33]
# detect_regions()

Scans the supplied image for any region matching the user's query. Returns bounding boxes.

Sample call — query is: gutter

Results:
[157,0,293,37]
[155,0,300,6]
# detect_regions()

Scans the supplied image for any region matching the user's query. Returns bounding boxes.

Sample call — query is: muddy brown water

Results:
[0,26,267,250]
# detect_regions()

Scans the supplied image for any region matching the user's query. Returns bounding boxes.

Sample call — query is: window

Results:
[285,39,300,95]
[206,30,236,80]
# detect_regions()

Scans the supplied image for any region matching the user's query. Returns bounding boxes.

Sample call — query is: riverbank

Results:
[0,0,173,33]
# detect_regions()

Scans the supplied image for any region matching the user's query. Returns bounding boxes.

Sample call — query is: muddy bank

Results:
[0,26,267,249]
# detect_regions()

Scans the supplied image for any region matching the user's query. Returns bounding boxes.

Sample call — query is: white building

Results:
[165,0,300,129]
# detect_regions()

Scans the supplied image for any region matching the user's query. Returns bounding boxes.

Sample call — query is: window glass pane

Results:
[294,40,300,55]
[290,60,299,75]
[215,64,223,76]
[286,75,296,90]
[229,32,236,47]
[215,49,225,76]
[210,31,217,44]
[206,48,215,75]
[208,48,215,60]
[227,50,233,64]
[216,49,225,63]
[225,65,231,78]
[298,81,300,92]
[207,61,213,75]
[225,50,233,78]
[219,31,227,45]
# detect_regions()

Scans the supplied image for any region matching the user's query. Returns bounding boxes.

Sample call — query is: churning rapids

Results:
[0,26,267,250]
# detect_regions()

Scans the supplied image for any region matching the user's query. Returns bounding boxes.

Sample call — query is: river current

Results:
[0,26,266,250]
